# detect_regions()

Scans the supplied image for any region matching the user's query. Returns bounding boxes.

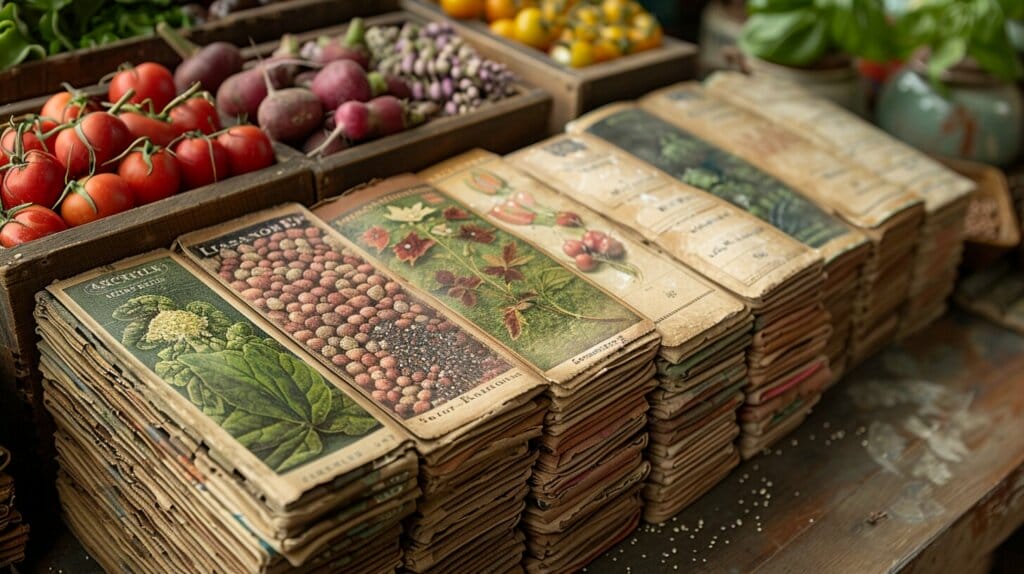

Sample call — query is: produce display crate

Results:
[0,0,397,104]
[402,0,697,132]
[236,12,552,200]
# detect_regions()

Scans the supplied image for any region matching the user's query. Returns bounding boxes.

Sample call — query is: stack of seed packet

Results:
[512,133,829,460]
[35,251,418,573]
[704,72,975,338]
[312,175,661,573]
[176,206,548,574]
[0,447,28,569]
[419,150,754,524]
[563,100,869,382]
[640,84,923,364]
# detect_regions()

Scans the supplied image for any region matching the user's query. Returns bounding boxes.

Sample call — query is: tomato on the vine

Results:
[1,150,65,210]
[118,110,178,147]
[0,205,67,248]
[173,136,231,190]
[118,144,181,205]
[41,91,96,125]
[53,111,132,177]
[108,63,176,113]
[0,127,46,169]
[169,97,221,135]
[216,125,274,176]
[60,173,134,227]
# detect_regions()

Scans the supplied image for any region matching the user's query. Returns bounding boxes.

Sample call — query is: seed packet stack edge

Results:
[311,174,662,572]
[704,72,974,340]
[37,250,417,572]
[508,129,829,459]
[175,204,551,573]
[419,150,756,524]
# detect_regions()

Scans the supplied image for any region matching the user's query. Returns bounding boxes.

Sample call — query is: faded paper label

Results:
[176,205,545,443]
[566,104,853,250]
[640,83,923,229]
[419,149,748,353]
[312,175,655,384]
[508,131,820,304]
[705,72,975,213]
[47,251,405,509]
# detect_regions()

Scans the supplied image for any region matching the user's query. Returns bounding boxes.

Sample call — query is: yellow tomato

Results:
[602,0,629,23]
[514,7,549,49]
[567,39,594,67]
[485,0,517,22]
[593,38,622,62]
[628,22,662,52]
[573,5,600,26]
[572,23,598,42]
[491,18,517,39]
[441,0,484,19]
[600,25,627,43]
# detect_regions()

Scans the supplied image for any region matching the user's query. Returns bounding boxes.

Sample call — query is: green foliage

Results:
[1,0,191,70]
[113,295,379,474]
[741,0,1022,82]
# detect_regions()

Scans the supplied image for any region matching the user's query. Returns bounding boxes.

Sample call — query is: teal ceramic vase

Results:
[877,62,1023,167]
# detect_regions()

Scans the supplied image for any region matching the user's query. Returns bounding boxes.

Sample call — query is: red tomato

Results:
[169,97,221,135]
[40,91,95,124]
[60,173,134,227]
[0,128,46,169]
[0,205,68,248]
[53,112,132,177]
[216,125,274,175]
[118,148,181,205]
[118,111,178,147]
[1,150,65,210]
[108,63,176,113]
[173,136,231,190]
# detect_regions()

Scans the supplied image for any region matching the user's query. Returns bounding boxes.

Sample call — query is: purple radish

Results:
[303,125,349,157]
[310,60,372,111]
[294,70,317,89]
[306,96,424,157]
[385,75,412,100]
[256,61,323,142]
[215,59,306,119]
[158,22,243,93]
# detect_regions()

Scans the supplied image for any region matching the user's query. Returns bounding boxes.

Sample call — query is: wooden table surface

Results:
[21,310,1024,574]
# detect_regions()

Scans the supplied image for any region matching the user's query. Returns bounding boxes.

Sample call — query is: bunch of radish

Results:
[0,62,276,249]
[166,18,429,158]
[366,21,517,116]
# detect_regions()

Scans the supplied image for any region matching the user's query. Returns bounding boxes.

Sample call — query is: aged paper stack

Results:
[640,84,923,363]
[0,447,28,569]
[704,72,974,338]
[313,176,661,573]
[420,150,754,524]
[562,99,868,381]
[512,132,829,460]
[177,206,548,574]
[35,251,418,573]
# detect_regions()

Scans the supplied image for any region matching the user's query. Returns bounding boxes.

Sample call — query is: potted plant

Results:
[737,0,897,112]
[877,0,1023,166]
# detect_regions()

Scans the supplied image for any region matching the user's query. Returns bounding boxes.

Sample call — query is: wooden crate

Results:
[0,0,397,104]
[401,0,697,133]
[235,12,552,200]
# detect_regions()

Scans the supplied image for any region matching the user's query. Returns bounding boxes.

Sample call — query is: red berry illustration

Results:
[582,229,606,251]
[575,253,596,272]
[563,239,585,257]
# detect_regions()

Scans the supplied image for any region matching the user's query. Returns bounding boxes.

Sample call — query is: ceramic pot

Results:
[877,60,1023,167]
[698,0,746,75]
[745,55,864,114]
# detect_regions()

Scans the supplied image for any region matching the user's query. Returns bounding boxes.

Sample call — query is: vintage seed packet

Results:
[43,251,409,514]
[640,83,925,230]
[704,72,975,214]
[312,174,657,385]
[507,131,823,307]
[418,149,751,361]
[175,205,547,443]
